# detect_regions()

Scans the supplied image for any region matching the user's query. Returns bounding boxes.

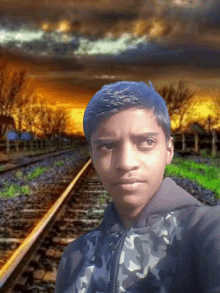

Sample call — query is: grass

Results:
[0,184,30,198]
[15,170,23,179]
[200,149,210,158]
[0,166,50,198]
[1,150,220,200]
[54,160,64,167]
[0,158,68,198]
[0,165,5,171]
[164,151,220,199]
[26,167,49,181]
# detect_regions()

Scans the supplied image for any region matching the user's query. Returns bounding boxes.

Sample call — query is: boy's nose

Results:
[115,144,139,172]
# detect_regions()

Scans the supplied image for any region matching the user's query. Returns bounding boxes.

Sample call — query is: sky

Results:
[0,0,220,134]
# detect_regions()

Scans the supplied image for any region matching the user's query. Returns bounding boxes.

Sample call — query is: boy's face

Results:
[89,108,174,212]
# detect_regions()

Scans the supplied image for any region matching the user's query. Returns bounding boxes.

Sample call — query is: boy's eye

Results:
[140,139,155,146]
[97,139,155,151]
[97,143,115,151]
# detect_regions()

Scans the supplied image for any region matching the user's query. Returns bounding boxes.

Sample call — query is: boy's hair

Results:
[83,81,171,147]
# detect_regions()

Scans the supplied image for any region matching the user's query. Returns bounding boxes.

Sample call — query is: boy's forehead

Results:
[91,108,163,140]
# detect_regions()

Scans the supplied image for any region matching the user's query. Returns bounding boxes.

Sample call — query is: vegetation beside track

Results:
[54,160,64,167]
[0,184,30,197]
[0,166,49,198]
[1,148,220,200]
[164,151,220,199]
[0,158,71,198]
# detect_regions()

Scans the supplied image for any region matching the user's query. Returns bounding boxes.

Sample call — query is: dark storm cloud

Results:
[0,0,219,93]
[152,0,220,28]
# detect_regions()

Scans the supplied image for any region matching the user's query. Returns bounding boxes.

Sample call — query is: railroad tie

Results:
[43,271,57,282]
[33,269,57,282]
[52,237,76,245]
[62,218,100,224]
[67,209,88,213]
[57,225,67,231]
[45,248,63,259]
[0,238,23,243]
[33,269,45,280]
[14,276,28,287]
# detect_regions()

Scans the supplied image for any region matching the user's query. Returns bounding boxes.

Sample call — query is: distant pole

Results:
[207,115,211,135]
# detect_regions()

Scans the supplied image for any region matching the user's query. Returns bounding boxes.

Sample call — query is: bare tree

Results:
[19,91,39,132]
[180,88,220,133]
[0,58,31,136]
[33,101,71,138]
[206,89,220,131]
[52,107,70,136]
[157,78,198,132]
[0,59,27,114]
[0,115,16,138]
[12,77,38,132]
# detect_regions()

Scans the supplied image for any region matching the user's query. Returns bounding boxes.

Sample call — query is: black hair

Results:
[83,80,171,146]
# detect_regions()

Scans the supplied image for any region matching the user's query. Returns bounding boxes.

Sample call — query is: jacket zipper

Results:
[108,231,127,293]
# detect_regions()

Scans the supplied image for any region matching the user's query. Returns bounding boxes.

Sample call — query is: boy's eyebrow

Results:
[132,132,160,137]
[93,132,160,144]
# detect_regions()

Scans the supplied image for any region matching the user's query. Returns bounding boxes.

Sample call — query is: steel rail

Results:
[0,145,87,174]
[0,159,92,292]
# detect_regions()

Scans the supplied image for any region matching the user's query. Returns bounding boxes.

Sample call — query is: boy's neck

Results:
[114,202,147,229]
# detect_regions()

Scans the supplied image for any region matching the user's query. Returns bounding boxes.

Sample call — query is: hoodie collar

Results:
[103,177,204,232]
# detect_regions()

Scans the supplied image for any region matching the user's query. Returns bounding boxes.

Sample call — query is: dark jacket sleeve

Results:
[55,249,67,293]
[55,237,84,293]
[192,206,220,292]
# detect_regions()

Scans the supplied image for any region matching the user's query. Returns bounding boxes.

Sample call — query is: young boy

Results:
[55,81,220,293]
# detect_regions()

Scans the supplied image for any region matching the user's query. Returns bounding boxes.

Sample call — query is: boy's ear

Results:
[166,136,174,165]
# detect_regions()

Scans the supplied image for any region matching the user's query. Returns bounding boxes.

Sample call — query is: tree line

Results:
[1,58,219,139]
[0,59,74,139]
[156,78,220,134]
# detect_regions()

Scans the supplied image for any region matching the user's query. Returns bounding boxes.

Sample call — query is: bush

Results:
[200,149,210,158]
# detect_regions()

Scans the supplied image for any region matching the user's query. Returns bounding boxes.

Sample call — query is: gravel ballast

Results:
[0,152,220,222]
[0,148,90,216]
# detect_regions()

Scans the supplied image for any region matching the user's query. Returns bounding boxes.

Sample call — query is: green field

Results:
[164,154,220,199]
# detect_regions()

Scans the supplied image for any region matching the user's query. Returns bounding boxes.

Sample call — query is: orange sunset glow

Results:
[25,69,220,135]
[34,81,220,135]
[31,79,97,134]
[3,61,220,137]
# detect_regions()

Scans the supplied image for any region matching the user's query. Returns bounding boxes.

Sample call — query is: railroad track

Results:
[0,145,90,268]
[0,159,112,292]
[0,141,87,175]
[0,153,89,266]
[0,151,217,292]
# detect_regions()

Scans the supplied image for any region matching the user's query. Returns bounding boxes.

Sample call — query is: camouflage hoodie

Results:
[55,177,220,293]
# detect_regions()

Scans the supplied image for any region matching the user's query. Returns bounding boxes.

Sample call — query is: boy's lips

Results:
[113,178,144,185]
[112,178,146,192]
